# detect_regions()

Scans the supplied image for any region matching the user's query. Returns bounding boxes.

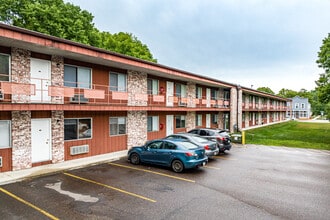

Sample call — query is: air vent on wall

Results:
[70,145,89,155]
[70,94,88,103]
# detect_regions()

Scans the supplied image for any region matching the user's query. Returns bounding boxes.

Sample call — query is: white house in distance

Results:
[287,96,312,119]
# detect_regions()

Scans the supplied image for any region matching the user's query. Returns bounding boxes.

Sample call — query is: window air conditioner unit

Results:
[70,94,88,103]
[0,156,2,167]
[0,91,3,100]
[178,101,187,107]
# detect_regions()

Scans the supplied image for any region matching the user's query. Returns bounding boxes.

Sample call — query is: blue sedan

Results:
[128,139,208,173]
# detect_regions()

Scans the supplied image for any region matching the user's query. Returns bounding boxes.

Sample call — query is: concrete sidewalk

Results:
[0,150,127,186]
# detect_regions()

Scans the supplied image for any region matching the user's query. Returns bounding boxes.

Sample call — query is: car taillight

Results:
[185,152,197,157]
[204,145,210,150]
[217,137,225,141]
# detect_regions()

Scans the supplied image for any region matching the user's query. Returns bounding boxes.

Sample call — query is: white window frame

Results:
[110,117,127,136]
[0,53,10,82]
[175,115,186,128]
[196,114,202,126]
[64,118,92,141]
[295,103,299,109]
[301,103,305,109]
[64,65,92,89]
[196,87,202,99]
[147,79,159,95]
[147,116,159,132]
[175,83,187,98]
[110,72,127,92]
[0,120,11,148]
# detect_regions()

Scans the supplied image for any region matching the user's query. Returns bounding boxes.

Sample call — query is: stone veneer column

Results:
[218,112,224,129]
[12,111,32,170]
[127,111,147,149]
[51,55,64,104]
[11,48,31,103]
[186,112,196,131]
[51,110,64,163]
[127,70,147,106]
[230,87,238,133]
[187,82,196,108]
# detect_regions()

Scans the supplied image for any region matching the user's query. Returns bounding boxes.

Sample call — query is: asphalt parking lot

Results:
[1,145,329,220]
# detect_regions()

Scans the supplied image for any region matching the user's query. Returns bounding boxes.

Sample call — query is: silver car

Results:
[165,133,219,158]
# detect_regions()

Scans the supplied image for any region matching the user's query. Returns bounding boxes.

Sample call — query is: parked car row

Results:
[128,128,232,173]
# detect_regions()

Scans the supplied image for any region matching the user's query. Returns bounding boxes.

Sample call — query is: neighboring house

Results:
[287,96,312,119]
[0,24,289,172]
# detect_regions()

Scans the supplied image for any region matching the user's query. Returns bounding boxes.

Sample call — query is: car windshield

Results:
[179,141,199,150]
[189,136,209,143]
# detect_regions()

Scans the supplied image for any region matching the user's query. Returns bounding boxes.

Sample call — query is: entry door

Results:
[166,81,174,107]
[206,114,211,128]
[30,58,51,102]
[206,88,211,107]
[166,115,174,136]
[31,119,52,163]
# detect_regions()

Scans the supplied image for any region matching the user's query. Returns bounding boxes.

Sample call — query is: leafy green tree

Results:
[257,87,275,94]
[0,0,156,62]
[277,88,298,98]
[316,33,330,118]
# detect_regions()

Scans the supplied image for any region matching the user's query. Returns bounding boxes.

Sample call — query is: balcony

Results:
[0,79,231,111]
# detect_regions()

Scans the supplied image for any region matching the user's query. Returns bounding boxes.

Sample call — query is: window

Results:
[224,90,230,100]
[64,118,92,140]
[147,116,159,132]
[0,121,11,148]
[301,103,305,109]
[212,113,218,124]
[196,87,202,98]
[175,115,186,128]
[64,65,91,88]
[196,114,202,126]
[0,54,10,81]
[110,72,127,92]
[164,141,176,150]
[295,103,299,109]
[110,117,126,135]
[175,83,187,97]
[211,89,218,100]
[147,79,159,95]
[147,141,163,149]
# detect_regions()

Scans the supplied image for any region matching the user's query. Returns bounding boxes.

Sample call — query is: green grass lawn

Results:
[245,121,330,150]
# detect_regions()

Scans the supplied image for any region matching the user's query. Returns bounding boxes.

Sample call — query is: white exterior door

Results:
[166,115,174,136]
[31,119,52,163]
[206,88,211,107]
[166,81,174,107]
[30,58,51,103]
[206,114,211,128]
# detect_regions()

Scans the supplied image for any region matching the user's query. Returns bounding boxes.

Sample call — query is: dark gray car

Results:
[165,133,219,158]
[187,128,232,153]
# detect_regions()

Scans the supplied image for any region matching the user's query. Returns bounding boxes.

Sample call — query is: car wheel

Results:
[171,160,184,173]
[130,153,140,165]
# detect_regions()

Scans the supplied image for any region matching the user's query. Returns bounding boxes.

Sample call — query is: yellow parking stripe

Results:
[63,172,156,203]
[214,156,237,160]
[204,165,221,170]
[108,162,195,183]
[0,187,59,220]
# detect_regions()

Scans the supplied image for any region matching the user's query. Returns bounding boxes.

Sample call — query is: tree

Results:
[316,33,330,103]
[257,87,275,95]
[277,88,298,98]
[316,33,330,118]
[0,0,156,62]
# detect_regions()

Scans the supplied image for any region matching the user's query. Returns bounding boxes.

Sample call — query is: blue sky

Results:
[66,0,330,93]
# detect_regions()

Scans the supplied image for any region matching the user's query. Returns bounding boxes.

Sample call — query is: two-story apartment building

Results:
[0,24,288,172]
[286,96,312,119]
